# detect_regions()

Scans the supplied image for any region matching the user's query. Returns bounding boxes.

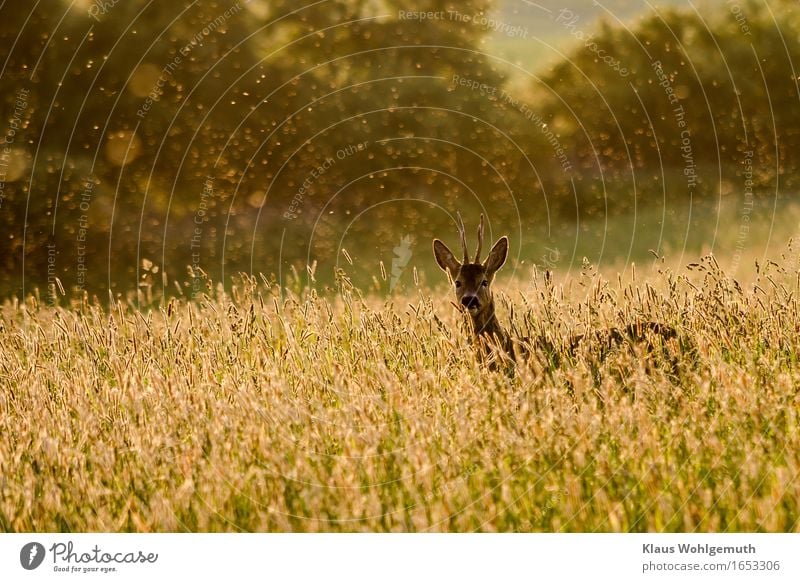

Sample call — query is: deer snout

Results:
[461,295,480,310]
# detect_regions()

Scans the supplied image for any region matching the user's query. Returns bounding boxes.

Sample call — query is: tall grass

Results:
[1,256,799,532]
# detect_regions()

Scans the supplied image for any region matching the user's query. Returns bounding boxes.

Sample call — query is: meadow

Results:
[2,0,799,537]
[1,248,799,532]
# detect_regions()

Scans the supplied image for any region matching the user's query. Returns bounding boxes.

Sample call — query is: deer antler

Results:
[474,213,484,263]
[456,211,469,263]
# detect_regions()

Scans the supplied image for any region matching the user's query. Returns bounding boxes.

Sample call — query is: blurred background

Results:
[1,0,798,302]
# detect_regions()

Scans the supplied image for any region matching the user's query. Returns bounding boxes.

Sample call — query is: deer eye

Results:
[455,281,462,288]
[481,280,489,287]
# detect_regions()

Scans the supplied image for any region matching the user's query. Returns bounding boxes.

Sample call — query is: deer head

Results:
[432,213,508,335]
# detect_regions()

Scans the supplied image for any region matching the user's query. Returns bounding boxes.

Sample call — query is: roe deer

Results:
[432,214,679,367]
[432,213,515,362]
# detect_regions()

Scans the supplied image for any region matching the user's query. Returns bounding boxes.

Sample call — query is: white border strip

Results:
[1,533,797,581]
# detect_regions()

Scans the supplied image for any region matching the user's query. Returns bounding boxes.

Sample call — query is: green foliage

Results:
[535,0,800,212]
[1,0,798,299]
[1,0,522,298]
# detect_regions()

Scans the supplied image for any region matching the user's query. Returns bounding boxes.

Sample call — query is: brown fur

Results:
[433,215,679,369]
[433,214,513,362]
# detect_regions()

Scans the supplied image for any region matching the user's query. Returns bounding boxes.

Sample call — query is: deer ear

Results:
[483,236,508,275]
[433,239,460,277]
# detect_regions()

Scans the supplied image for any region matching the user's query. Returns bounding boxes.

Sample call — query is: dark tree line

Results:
[0,0,797,299]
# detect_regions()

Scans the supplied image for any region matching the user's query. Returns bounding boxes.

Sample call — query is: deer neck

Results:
[468,302,515,364]
[470,301,507,341]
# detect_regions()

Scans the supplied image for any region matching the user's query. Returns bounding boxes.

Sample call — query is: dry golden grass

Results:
[1,256,799,532]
